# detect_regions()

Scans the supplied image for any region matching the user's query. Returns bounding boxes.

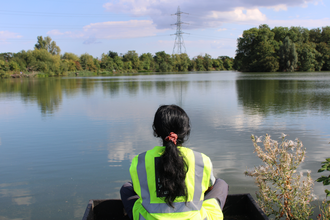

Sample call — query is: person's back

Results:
[120,105,228,220]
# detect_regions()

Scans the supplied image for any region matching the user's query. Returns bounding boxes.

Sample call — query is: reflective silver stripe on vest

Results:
[136,150,205,213]
[139,213,146,220]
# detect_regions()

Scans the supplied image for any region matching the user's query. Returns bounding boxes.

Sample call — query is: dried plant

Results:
[316,200,330,220]
[245,134,314,220]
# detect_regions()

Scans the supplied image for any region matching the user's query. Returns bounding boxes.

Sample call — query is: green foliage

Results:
[272,26,289,43]
[80,53,97,71]
[279,36,298,72]
[172,53,190,71]
[35,36,61,55]
[154,51,173,72]
[235,25,330,72]
[192,55,206,71]
[203,53,213,70]
[245,134,314,219]
[212,58,224,70]
[9,61,20,71]
[62,52,79,62]
[2,36,239,77]
[100,53,115,71]
[321,27,330,44]
[316,157,330,219]
[123,50,139,69]
[0,60,10,71]
[108,51,118,59]
[317,158,330,189]
[235,25,279,72]
[113,56,123,71]
[219,56,233,70]
[139,53,154,71]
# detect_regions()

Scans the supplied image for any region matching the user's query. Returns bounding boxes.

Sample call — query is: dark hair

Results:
[152,105,191,207]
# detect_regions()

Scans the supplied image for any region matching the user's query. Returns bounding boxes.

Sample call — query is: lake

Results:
[0,71,330,219]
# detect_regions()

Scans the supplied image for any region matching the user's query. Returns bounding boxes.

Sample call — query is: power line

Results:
[171,6,189,55]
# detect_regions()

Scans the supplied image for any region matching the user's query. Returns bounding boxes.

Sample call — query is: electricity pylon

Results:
[171,6,189,54]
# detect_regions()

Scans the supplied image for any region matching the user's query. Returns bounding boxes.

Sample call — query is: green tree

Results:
[35,36,61,55]
[279,36,298,72]
[235,24,279,72]
[172,53,190,71]
[9,60,20,71]
[108,51,118,59]
[139,53,154,71]
[100,53,114,71]
[113,56,123,71]
[123,50,140,69]
[62,52,80,72]
[62,52,79,62]
[321,26,330,44]
[203,54,213,70]
[0,52,14,61]
[316,42,330,70]
[272,26,289,43]
[80,53,97,71]
[31,49,62,75]
[309,28,322,43]
[212,58,224,70]
[123,61,132,70]
[0,60,10,71]
[154,51,173,72]
[296,43,322,71]
[192,55,205,71]
[288,27,309,44]
[219,56,234,70]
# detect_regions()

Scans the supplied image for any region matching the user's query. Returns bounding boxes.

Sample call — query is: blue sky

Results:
[0,0,329,58]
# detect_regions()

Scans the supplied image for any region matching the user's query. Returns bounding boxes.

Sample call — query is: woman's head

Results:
[152,105,191,146]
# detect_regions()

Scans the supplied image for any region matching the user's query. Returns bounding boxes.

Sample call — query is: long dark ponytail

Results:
[152,105,191,207]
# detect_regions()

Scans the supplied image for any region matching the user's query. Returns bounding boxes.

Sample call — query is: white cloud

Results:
[46,30,84,38]
[268,4,288,11]
[217,28,227,32]
[102,0,319,29]
[46,20,167,43]
[0,31,22,41]
[207,8,267,24]
[267,18,330,28]
[83,20,166,39]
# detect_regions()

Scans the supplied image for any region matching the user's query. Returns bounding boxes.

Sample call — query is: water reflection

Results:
[0,75,194,116]
[236,74,330,115]
[0,182,33,205]
[1,72,330,220]
[107,141,134,165]
[101,79,121,97]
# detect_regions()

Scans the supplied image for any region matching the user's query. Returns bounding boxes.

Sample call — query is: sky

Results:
[0,0,329,59]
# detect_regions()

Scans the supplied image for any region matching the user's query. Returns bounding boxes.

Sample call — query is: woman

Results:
[120,105,228,220]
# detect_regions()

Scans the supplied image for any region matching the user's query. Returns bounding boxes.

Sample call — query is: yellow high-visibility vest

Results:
[130,146,223,220]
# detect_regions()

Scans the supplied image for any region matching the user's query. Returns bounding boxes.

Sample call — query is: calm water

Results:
[1,71,330,219]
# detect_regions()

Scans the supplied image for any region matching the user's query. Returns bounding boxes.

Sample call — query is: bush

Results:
[316,158,330,220]
[245,133,314,219]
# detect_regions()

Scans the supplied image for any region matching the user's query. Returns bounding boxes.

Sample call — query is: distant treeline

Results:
[234,24,330,72]
[2,24,330,78]
[0,36,234,78]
